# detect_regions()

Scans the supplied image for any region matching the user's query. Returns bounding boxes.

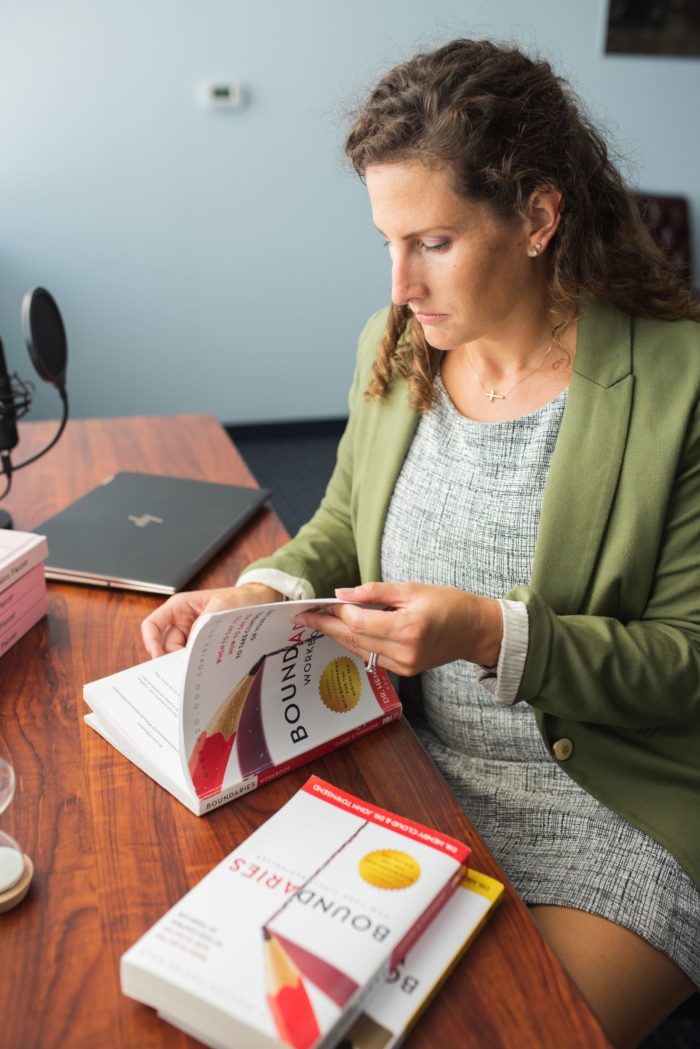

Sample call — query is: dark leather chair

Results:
[633,192,694,287]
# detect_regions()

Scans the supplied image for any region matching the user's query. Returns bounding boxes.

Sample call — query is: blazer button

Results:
[552,738,573,761]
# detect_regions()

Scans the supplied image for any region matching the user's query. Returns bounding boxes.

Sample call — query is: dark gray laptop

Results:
[36,472,270,594]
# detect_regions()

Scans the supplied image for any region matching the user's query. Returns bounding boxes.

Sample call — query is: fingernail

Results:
[293,616,308,627]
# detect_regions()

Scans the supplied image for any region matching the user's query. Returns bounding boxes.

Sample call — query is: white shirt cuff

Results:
[236,568,316,602]
[475,599,529,706]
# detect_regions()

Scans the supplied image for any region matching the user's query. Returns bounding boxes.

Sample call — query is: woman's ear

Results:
[525,187,563,258]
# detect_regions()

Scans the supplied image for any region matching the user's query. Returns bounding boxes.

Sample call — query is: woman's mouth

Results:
[414,312,447,325]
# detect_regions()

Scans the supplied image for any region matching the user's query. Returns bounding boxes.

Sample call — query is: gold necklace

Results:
[466,341,554,402]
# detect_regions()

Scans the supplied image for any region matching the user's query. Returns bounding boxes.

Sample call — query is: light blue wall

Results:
[0,1,698,423]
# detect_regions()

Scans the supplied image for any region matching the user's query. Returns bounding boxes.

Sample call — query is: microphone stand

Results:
[0,288,70,529]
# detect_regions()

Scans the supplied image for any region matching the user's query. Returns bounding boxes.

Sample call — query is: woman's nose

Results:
[391,256,425,306]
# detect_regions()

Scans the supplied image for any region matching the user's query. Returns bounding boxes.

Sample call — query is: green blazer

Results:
[248,301,700,886]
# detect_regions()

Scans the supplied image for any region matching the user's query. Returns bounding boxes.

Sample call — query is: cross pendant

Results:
[486,389,505,402]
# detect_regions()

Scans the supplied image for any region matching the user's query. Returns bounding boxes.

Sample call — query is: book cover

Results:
[121,775,470,1049]
[83,600,402,815]
[0,530,48,597]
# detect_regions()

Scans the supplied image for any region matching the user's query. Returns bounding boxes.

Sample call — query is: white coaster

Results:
[0,853,33,913]
[0,844,24,891]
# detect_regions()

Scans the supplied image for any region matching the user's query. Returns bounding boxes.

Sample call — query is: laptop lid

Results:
[35,472,271,595]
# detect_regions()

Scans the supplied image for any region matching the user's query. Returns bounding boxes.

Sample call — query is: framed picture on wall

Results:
[605,1,700,57]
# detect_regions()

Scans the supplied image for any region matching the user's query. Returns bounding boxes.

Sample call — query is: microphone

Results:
[0,340,19,454]
[0,288,70,529]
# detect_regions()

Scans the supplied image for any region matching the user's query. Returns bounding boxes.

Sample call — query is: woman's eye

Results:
[380,237,450,256]
[419,240,450,253]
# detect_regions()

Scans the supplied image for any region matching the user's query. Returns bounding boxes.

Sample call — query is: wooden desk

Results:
[0,415,610,1049]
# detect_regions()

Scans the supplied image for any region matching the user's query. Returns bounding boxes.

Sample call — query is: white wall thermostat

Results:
[199,82,245,110]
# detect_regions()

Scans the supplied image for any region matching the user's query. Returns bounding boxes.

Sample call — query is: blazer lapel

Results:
[531,301,634,612]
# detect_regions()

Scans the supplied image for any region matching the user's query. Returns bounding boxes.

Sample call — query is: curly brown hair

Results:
[344,39,700,410]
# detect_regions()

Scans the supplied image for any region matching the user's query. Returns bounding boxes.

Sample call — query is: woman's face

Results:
[365,160,541,352]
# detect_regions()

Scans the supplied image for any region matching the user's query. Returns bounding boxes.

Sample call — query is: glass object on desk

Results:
[0,757,32,911]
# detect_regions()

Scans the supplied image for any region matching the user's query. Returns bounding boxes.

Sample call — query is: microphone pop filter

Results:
[21,287,68,389]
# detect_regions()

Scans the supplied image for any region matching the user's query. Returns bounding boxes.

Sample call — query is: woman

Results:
[142,40,700,1048]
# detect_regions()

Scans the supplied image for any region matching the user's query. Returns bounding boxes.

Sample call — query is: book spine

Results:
[0,594,48,659]
[0,537,48,597]
[365,667,402,714]
[0,568,47,630]
[198,775,259,815]
[388,865,467,970]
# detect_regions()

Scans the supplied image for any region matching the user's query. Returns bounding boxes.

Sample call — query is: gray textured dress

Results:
[380,373,700,987]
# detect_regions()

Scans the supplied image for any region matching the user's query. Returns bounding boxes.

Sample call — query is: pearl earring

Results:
[528,242,543,258]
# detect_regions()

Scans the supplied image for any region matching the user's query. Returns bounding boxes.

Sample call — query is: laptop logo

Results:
[128,513,164,528]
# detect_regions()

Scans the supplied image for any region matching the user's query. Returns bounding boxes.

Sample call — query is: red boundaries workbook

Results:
[121,775,470,1049]
[83,600,401,815]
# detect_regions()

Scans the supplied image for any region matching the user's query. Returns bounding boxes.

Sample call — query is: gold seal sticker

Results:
[358,849,421,890]
[318,657,361,713]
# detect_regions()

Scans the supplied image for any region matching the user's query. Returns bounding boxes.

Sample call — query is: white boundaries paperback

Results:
[121,774,472,1049]
[159,867,504,1049]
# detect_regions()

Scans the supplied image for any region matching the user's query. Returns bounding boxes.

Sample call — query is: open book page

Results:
[181,600,399,802]
[84,650,189,795]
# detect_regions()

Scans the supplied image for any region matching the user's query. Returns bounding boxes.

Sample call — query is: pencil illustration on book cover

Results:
[188,646,288,797]
[263,929,321,1049]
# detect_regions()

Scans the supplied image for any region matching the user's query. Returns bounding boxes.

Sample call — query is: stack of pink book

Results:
[0,529,48,659]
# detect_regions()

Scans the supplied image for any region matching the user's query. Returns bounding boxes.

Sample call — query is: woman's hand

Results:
[293,581,503,675]
[141,583,283,658]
